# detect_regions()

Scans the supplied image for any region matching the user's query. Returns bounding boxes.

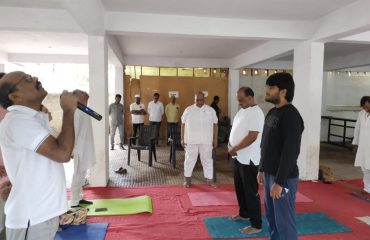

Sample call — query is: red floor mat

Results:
[77,182,370,240]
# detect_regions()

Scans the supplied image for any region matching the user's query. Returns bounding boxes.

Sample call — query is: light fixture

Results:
[264,70,268,75]
[274,70,277,74]
[242,70,247,75]
[347,71,351,77]
[254,70,258,75]
[203,68,207,73]
[213,69,217,74]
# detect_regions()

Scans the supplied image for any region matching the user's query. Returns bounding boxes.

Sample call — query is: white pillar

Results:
[88,35,109,186]
[0,64,4,72]
[115,65,124,139]
[293,41,324,181]
[228,69,239,122]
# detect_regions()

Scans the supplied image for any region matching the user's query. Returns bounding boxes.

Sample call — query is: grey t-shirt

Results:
[109,103,124,125]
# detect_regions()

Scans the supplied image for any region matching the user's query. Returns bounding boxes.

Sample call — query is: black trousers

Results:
[233,159,262,229]
[150,121,161,144]
[132,123,144,144]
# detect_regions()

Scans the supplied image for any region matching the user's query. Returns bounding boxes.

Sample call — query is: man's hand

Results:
[60,90,78,112]
[213,139,218,149]
[181,140,186,148]
[352,145,358,153]
[270,183,283,199]
[228,146,237,156]
[0,180,11,201]
[0,166,7,178]
[257,172,264,185]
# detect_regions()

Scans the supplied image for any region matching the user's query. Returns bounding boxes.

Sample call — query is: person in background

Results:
[165,95,180,145]
[258,73,304,240]
[210,95,221,120]
[228,87,264,234]
[148,92,164,145]
[70,89,96,207]
[352,96,370,195]
[181,92,218,188]
[109,94,124,150]
[130,94,146,143]
[0,71,77,240]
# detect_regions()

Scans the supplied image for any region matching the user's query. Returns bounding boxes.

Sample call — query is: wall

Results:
[320,72,369,142]
[123,75,229,142]
[239,75,274,115]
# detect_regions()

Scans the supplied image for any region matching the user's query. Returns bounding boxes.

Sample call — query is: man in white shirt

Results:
[0,71,77,240]
[70,90,96,207]
[228,87,264,234]
[130,94,146,144]
[352,96,370,194]
[148,93,164,145]
[181,92,218,188]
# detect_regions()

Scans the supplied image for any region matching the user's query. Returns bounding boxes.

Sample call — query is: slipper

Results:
[115,167,127,174]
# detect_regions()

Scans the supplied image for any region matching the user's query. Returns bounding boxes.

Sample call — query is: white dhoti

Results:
[184,144,213,179]
[70,155,87,206]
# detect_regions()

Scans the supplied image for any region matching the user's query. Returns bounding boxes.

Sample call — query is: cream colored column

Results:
[293,41,325,181]
[88,35,109,186]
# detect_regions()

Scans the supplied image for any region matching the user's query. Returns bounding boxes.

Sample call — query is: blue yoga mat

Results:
[203,212,351,239]
[56,222,108,240]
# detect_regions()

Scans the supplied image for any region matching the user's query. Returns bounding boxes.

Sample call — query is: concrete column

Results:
[115,65,124,140]
[293,41,324,181]
[88,35,109,186]
[0,64,5,72]
[228,69,240,122]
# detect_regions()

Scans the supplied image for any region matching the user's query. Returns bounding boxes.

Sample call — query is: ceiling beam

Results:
[230,40,299,69]
[125,56,229,68]
[105,12,313,40]
[61,0,104,35]
[312,0,370,42]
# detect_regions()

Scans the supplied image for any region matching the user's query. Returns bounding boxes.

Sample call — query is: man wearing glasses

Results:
[0,71,77,240]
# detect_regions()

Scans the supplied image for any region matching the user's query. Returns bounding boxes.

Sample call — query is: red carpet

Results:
[77,181,369,240]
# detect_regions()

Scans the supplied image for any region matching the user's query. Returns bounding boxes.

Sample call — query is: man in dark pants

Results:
[129,94,146,144]
[210,95,221,120]
[228,87,264,234]
[258,73,304,240]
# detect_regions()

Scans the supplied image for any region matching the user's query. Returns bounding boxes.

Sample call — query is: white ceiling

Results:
[0,0,61,9]
[117,35,266,58]
[102,0,357,21]
[0,31,87,55]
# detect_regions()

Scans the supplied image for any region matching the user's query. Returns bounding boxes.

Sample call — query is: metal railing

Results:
[321,116,356,149]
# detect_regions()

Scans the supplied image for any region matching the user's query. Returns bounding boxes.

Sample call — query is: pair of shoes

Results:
[115,167,127,174]
[183,177,191,188]
[79,199,93,205]
[240,226,262,234]
[111,145,114,150]
[230,214,250,221]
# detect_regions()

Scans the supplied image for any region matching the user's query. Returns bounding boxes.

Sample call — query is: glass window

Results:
[194,68,210,77]
[178,68,193,77]
[160,67,177,76]
[142,66,159,76]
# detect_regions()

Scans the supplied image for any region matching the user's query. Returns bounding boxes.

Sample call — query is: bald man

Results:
[0,71,77,240]
[181,92,218,188]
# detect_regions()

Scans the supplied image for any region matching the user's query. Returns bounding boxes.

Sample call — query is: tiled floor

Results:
[64,143,362,188]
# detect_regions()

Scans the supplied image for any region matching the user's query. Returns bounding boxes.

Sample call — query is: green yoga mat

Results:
[78,195,153,216]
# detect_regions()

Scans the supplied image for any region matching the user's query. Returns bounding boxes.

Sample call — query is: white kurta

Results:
[73,110,96,173]
[352,110,370,169]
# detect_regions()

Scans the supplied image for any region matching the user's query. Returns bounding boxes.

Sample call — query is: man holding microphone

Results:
[0,71,77,240]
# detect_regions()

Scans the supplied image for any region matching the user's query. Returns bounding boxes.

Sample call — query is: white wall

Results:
[320,72,368,142]
[239,75,273,115]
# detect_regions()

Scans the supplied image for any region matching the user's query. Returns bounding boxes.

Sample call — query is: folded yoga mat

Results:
[80,195,153,216]
[56,223,108,240]
[203,212,351,238]
[188,191,312,207]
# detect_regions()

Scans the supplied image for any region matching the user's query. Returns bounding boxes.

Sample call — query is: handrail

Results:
[321,116,356,149]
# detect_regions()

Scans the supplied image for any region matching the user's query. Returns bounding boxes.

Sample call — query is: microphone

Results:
[77,102,102,121]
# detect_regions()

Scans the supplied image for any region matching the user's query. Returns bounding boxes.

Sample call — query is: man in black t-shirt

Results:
[210,96,221,120]
[258,73,304,240]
